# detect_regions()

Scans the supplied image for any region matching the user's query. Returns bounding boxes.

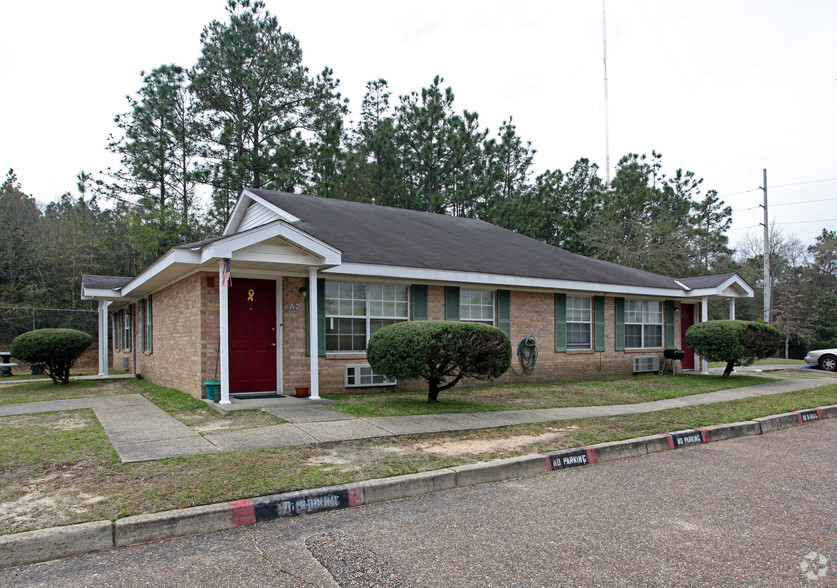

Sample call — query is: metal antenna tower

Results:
[602,0,611,185]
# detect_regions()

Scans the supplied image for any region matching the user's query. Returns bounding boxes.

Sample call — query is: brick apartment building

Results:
[82,189,753,404]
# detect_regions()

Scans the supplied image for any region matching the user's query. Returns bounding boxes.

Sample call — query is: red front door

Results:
[680,303,695,370]
[229,278,277,394]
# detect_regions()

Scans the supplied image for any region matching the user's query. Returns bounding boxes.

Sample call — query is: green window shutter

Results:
[445,286,460,321]
[497,290,511,336]
[148,294,153,354]
[665,300,675,350]
[412,285,428,321]
[139,301,145,352]
[115,311,121,351]
[305,278,327,357]
[554,293,567,352]
[614,297,625,351]
[594,296,605,352]
[317,278,325,356]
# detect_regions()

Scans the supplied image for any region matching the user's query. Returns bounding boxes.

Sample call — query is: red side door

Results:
[229,278,277,394]
[680,303,695,370]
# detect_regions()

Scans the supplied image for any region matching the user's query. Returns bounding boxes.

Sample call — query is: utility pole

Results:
[759,168,771,323]
[602,0,610,185]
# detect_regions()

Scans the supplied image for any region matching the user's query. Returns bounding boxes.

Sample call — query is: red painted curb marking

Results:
[796,412,804,424]
[230,499,255,526]
[348,487,364,507]
[817,408,825,419]
[581,446,598,464]
[663,434,675,450]
[544,455,554,471]
[696,427,711,443]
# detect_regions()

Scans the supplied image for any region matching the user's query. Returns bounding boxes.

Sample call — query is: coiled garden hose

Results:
[511,335,538,376]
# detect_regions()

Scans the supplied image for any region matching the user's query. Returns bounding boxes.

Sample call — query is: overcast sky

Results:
[2,0,835,247]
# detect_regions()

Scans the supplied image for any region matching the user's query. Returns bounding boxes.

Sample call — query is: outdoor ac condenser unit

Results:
[344,365,397,388]
[632,355,660,373]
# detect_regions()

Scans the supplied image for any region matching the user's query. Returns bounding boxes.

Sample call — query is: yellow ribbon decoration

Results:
[247,289,255,301]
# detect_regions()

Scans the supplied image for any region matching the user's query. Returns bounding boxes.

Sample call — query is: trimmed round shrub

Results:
[685,320,781,377]
[10,328,93,385]
[367,321,511,402]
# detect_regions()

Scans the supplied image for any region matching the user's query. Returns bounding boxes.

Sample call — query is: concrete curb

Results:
[2,402,836,569]
[0,520,112,569]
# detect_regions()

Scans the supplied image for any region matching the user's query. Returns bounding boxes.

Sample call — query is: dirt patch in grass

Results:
[0,381,130,405]
[414,425,579,456]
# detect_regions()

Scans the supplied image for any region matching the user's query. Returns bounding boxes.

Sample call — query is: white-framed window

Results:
[625,299,663,348]
[325,282,409,352]
[566,296,592,350]
[123,306,132,350]
[140,295,153,354]
[460,289,494,324]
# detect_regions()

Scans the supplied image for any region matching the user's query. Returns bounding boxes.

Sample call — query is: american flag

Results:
[222,259,232,287]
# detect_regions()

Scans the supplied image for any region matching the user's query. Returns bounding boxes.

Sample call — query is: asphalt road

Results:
[3,420,835,587]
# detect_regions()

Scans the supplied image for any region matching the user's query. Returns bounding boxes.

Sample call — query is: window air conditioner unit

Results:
[633,355,660,373]
[344,365,397,388]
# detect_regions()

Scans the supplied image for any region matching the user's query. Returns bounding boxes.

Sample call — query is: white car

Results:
[804,349,837,371]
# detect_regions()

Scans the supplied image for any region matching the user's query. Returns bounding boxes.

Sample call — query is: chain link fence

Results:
[0,306,99,347]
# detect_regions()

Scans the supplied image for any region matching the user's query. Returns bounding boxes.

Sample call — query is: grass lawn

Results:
[0,379,284,430]
[323,374,776,417]
[1,382,835,536]
[0,380,125,404]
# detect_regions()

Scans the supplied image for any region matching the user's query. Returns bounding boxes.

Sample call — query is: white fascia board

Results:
[120,248,202,298]
[223,189,301,236]
[322,263,690,298]
[81,288,123,301]
[204,220,341,266]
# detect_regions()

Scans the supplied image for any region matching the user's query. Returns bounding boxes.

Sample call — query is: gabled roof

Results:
[245,189,682,290]
[81,189,754,303]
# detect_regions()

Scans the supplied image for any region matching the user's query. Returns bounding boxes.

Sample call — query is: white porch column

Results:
[308,266,320,399]
[97,300,111,377]
[700,296,710,374]
[218,261,231,405]
[729,298,736,320]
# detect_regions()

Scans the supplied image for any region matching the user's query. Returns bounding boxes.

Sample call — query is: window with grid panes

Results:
[625,299,663,348]
[459,289,494,324]
[325,282,409,352]
[566,296,592,349]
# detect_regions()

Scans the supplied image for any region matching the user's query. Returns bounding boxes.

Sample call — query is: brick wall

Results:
[132,273,207,397]
[118,272,689,399]
[278,285,687,395]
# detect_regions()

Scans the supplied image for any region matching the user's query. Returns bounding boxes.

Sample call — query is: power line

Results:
[769,177,837,189]
[732,197,837,212]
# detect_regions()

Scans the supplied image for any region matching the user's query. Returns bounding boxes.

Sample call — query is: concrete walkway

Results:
[1,374,835,463]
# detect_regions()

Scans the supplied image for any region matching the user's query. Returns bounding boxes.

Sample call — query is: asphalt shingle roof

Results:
[247,189,682,289]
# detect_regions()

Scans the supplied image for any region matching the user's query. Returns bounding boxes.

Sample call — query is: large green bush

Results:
[366,321,512,402]
[685,320,781,378]
[10,328,92,384]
